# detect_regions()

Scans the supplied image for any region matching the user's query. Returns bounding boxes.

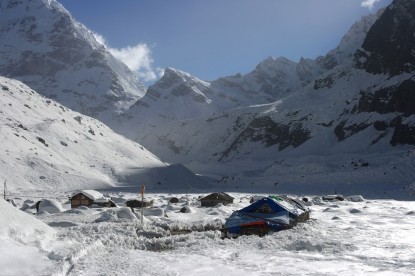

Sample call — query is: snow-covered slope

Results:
[0,0,145,123]
[0,76,207,192]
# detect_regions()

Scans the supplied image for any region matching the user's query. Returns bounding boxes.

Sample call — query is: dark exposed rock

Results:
[390,117,415,146]
[74,116,82,124]
[355,0,415,75]
[17,123,27,130]
[318,121,334,128]
[220,116,311,161]
[313,74,335,90]
[334,121,371,141]
[356,80,415,115]
[36,136,48,147]
[373,121,388,131]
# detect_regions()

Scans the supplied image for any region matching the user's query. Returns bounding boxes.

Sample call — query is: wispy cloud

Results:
[109,44,156,81]
[92,32,107,46]
[361,0,380,10]
[92,32,162,82]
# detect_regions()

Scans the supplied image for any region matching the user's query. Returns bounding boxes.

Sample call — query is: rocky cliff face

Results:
[356,0,415,76]
[214,0,415,160]
[0,0,145,123]
[334,0,415,147]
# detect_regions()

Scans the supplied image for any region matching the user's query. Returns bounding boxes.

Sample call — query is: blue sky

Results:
[59,0,392,85]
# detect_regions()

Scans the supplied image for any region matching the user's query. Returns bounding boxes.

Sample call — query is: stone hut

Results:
[168,197,179,204]
[126,198,154,209]
[200,192,234,207]
[70,190,115,208]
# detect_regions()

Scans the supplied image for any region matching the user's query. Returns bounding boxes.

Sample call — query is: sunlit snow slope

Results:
[0,76,167,192]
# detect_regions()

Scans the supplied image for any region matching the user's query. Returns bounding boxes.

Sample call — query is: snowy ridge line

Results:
[52,240,105,276]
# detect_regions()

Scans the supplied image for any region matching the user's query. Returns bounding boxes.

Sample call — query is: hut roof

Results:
[72,190,110,202]
[74,190,104,200]
[200,192,234,201]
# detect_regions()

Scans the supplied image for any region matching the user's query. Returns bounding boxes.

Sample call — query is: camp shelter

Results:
[70,190,116,208]
[322,194,345,201]
[168,197,179,204]
[200,192,234,207]
[222,195,310,237]
[126,198,154,209]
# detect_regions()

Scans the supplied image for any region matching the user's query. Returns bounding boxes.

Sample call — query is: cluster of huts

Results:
[69,190,154,209]
[68,190,236,210]
[33,190,364,238]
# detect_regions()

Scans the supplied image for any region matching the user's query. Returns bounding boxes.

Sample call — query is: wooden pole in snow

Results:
[3,180,7,200]
[140,184,145,229]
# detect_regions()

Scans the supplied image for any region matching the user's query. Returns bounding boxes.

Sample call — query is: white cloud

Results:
[361,0,380,10]
[91,32,160,83]
[156,67,165,78]
[92,32,107,47]
[109,44,157,82]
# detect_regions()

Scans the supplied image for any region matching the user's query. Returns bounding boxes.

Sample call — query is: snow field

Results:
[3,192,415,275]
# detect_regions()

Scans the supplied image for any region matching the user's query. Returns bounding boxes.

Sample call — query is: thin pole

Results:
[3,180,7,200]
[140,184,145,229]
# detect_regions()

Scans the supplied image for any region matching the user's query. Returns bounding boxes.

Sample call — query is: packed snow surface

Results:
[3,192,415,275]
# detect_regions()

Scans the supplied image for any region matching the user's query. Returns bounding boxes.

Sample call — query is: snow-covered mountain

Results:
[122,67,216,124]
[116,6,387,157]
[114,0,415,192]
[120,8,383,128]
[114,10,385,166]
[0,76,209,192]
[1,0,413,194]
[0,0,145,123]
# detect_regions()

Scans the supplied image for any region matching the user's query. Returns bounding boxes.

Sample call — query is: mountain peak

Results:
[155,67,209,90]
[0,0,145,123]
[162,67,197,82]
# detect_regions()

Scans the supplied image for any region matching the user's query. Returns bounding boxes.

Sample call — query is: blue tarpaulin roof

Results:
[224,195,308,234]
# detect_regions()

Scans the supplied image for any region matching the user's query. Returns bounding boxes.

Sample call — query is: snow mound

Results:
[143,208,165,217]
[95,207,138,222]
[346,195,365,202]
[0,198,57,275]
[0,198,55,238]
[38,199,65,214]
